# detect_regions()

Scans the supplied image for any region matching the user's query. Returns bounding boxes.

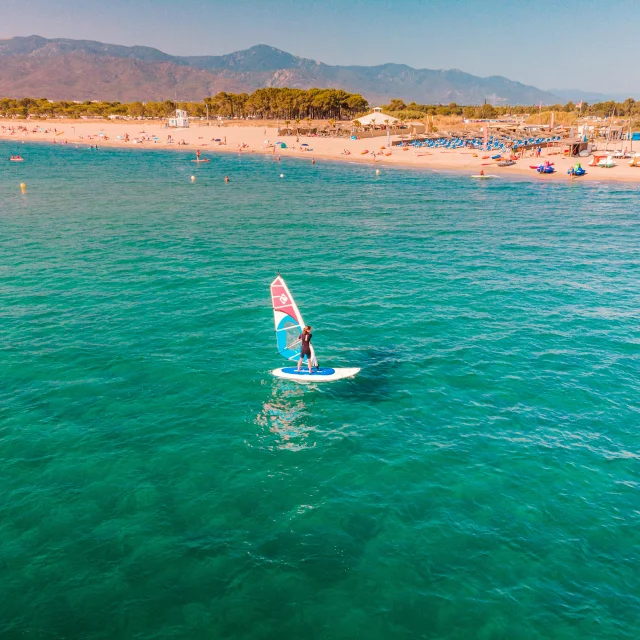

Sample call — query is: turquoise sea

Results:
[1,140,639,639]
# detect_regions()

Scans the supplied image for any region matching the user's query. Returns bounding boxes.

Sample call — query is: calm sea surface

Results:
[1,140,639,639]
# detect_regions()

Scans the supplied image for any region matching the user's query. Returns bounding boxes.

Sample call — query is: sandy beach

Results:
[2,118,640,183]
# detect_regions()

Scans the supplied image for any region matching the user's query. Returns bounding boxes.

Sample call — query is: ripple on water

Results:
[0,141,639,639]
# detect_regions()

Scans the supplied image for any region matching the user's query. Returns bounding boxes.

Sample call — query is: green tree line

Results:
[0,88,369,120]
[204,88,369,120]
[0,97,182,119]
[1,93,639,122]
[378,98,640,121]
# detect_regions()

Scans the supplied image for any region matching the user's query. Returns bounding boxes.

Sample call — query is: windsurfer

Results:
[297,326,313,373]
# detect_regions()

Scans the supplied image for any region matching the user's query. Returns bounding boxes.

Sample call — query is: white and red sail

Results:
[270,275,317,365]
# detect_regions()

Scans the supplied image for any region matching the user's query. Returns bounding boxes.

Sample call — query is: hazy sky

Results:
[1,0,638,94]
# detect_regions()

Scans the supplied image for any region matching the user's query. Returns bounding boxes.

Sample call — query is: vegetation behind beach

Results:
[2,90,640,130]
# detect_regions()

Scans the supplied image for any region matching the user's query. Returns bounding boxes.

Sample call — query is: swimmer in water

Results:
[224,176,229,183]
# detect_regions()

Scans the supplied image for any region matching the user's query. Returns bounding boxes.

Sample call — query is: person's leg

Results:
[297,356,303,371]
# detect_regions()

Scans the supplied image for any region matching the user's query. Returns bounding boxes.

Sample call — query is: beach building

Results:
[564,138,592,157]
[168,109,189,128]
[355,107,399,127]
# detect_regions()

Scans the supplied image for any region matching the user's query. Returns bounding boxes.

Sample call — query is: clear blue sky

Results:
[1,0,638,95]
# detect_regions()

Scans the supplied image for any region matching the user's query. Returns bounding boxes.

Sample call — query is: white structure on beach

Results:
[355,107,399,127]
[168,109,189,128]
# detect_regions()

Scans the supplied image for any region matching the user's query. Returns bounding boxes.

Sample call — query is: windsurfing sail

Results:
[270,274,318,366]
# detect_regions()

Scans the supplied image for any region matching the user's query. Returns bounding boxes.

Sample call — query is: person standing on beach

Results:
[297,326,313,373]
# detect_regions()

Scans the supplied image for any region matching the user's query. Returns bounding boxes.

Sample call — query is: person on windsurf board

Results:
[296,326,313,373]
[270,274,359,382]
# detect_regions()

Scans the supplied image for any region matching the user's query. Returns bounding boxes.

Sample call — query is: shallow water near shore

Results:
[1,141,640,639]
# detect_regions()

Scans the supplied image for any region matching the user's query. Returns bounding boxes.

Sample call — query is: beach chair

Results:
[598,156,616,168]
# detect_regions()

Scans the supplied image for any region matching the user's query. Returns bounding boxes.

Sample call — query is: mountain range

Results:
[548,88,639,104]
[0,35,581,105]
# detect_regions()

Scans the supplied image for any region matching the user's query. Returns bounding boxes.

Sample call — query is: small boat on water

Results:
[9,155,24,162]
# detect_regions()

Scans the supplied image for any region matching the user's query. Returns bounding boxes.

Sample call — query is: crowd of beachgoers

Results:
[2,120,640,182]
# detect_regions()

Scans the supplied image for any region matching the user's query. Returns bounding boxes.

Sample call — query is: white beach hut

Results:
[168,109,189,128]
[355,107,399,127]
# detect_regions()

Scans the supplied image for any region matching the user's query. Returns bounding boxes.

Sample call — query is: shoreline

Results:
[2,119,640,184]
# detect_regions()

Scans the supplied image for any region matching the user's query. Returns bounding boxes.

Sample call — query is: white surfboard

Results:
[270,274,360,383]
[471,174,497,179]
[272,367,360,382]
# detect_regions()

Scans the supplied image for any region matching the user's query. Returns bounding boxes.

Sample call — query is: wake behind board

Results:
[272,367,360,382]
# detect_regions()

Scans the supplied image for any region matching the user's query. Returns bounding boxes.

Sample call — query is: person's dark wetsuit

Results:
[300,332,312,359]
